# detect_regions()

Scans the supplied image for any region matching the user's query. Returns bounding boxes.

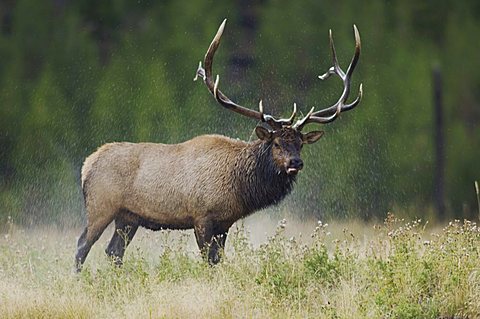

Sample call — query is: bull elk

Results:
[75,19,362,271]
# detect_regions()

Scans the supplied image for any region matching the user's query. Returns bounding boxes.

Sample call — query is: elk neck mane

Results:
[234,139,296,214]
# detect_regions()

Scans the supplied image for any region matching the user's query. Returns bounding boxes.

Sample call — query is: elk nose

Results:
[289,158,303,170]
[287,158,303,175]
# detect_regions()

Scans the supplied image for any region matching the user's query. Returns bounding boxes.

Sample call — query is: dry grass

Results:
[0,213,479,318]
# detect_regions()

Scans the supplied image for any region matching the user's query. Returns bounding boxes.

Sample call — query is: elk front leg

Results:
[209,231,228,264]
[194,221,213,263]
[105,218,138,265]
[194,221,227,265]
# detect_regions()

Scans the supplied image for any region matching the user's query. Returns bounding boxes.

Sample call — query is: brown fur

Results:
[75,128,321,271]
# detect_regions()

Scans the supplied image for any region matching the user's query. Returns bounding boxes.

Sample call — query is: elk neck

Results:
[234,139,296,214]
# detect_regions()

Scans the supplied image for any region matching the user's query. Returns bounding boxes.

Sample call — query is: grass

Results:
[0,213,479,318]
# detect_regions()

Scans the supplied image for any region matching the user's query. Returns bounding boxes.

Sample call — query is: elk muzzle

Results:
[286,158,303,175]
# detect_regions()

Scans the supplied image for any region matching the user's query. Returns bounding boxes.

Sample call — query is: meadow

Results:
[0,213,479,319]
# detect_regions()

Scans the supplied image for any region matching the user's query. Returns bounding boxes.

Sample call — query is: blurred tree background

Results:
[0,0,478,226]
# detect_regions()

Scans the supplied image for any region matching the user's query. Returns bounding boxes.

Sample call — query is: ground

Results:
[0,213,479,318]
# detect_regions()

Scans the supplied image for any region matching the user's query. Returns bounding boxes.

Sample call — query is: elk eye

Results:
[273,142,280,148]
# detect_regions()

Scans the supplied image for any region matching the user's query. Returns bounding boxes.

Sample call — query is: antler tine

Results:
[259,99,264,115]
[297,25,363,127]
[292,107,315,129]
[332,29,345,78]
[194,19,263,121]
[346,25,361,78]
[342,82,363,112]
[288,103,297,123]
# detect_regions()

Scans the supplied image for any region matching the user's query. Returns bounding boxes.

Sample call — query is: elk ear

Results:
[255,126,273,141]
[302,130,324,144]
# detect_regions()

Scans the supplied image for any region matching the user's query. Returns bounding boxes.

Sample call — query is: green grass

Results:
[0,214,479,318]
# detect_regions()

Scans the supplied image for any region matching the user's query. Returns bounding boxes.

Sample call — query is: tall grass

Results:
[0,215,479,318]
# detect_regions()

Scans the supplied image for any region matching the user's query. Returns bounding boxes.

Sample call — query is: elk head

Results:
[194,19,363,175]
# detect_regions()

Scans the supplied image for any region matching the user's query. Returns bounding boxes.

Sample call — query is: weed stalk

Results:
[475,180,480,221]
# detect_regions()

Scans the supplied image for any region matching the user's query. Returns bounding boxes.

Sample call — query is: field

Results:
[0,213,479,319]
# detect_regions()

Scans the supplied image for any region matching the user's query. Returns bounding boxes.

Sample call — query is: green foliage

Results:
[1,217,480,317]
[155,233,209,282]
[304,222,343,285]
[254,220,308,301]
[0,0,479,223]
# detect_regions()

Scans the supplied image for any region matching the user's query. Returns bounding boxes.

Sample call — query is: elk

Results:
[75,19,362,271]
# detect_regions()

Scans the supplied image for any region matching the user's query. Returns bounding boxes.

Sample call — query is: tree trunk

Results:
[433,65,446,220]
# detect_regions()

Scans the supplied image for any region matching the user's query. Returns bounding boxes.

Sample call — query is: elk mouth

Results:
[286,167,301,175]
[286,158,303,175]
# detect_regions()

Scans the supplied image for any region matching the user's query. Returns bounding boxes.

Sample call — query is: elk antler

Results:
[194,19,297,129]
[294,25,363,130]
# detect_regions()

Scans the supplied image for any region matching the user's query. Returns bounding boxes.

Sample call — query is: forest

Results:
[0,0,479,225]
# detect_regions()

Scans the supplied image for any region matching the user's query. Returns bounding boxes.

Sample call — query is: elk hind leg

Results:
[75,215,114,272]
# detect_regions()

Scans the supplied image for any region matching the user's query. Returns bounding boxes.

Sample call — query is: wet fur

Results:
[76,134,295,270]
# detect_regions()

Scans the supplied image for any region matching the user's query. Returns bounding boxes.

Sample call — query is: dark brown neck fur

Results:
[234,140,296,216]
